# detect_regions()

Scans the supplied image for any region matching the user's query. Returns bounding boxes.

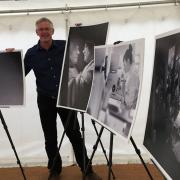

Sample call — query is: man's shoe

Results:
[48,171,60,180]
[48,155,62,175]
[85,171,102,180]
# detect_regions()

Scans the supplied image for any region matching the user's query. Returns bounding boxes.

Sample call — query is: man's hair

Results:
[35,17,54,28]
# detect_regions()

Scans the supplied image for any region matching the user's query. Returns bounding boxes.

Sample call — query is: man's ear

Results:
[36,29,38,36]
[51,28,54,35]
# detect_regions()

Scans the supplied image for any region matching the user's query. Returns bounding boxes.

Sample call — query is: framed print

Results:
[144,29,180,180]
[87,39,144,140]
[0,51,24,107]
[57,22,108,112]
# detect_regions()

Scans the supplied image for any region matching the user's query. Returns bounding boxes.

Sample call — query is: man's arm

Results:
[24,50,32,76]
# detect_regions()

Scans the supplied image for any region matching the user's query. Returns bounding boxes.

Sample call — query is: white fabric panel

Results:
[0,5,180,167]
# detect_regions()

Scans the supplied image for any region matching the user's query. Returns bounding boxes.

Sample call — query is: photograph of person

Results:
[87,46,111,118]
[87,39,144,139]
[57,23,108,111]
[144,30,180,180]
[67,40,95,109]
[0,51,24,106]
[98,43,141,138]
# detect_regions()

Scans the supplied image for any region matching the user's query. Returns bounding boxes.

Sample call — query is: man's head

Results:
[35,17,54,43]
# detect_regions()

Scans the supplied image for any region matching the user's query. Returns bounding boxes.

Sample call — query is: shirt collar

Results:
[36,40,57,50]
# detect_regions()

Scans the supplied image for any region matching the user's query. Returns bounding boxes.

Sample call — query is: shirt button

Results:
[53,75,56,78]
[56,84,58,87]
[48,58,51,61]
[50,67,53,70]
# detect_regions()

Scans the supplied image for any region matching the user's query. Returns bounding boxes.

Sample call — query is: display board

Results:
[0,51,24,107]
[143,29,180,180]
[57,23,108,112]
[87,39,144,140]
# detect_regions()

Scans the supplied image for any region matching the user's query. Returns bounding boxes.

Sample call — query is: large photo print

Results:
[57,23,108,111]
[143,30,180,180]
[87,39,144,140]
[0,51,24,107]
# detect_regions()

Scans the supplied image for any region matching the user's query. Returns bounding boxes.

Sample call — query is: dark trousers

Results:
[37,94,91,172]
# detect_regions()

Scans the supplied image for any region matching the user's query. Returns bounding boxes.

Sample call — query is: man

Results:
[20,17,101,180]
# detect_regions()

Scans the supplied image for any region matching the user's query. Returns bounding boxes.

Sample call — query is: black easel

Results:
[86,117,154,180]
[52,110,116,180]
[0,110,27,180]
[85,120,115,179]
[130,136,154,180]
[80,112,86,180]
[108,132,114,180]
[84,123,104,174]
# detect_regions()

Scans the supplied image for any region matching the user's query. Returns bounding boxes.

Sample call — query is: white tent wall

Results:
[0,4,180,167]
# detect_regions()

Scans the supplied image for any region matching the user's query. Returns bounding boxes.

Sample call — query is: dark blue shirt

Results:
[24,40,66,97]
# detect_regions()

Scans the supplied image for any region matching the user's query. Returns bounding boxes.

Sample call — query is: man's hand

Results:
[5,48,15,52]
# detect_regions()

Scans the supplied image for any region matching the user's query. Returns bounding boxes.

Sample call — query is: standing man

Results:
[23,17,101,180]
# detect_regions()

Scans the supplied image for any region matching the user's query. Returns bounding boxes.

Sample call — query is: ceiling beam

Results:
[0,0,179,15]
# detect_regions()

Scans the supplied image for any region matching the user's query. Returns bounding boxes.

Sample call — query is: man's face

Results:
[70,44,80,65]
[83,44,90,63]
[36,21,54,43]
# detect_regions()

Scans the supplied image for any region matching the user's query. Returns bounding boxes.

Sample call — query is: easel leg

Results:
[0,110,27,180]
[85,124,104,175]
[130,136,154,180]
[108,132,114,180]
[150,158,166,180]
[80,112,86,180]
[91,120,115,179]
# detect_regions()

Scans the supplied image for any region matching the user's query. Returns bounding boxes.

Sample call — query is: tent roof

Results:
[0,0,176,14]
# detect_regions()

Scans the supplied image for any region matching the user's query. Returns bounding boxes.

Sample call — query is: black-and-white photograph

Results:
[87,46,111,118]
[87,39,144,139]
[57,23,108,112]
[0,51,24,107]
[143,30,180,180]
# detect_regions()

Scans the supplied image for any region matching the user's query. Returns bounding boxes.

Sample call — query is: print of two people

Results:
[67,39,94,110]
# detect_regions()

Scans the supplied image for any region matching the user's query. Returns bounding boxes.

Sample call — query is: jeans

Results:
[37,94,91,172]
